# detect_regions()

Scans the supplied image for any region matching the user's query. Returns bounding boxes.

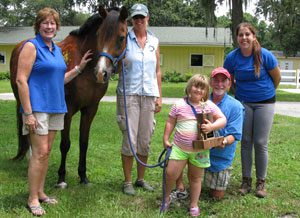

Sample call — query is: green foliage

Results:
[0,72,10,80]
[257,0,300,56]
[161,71,193,83]
[0,101,300,217]
[162,70,186,83]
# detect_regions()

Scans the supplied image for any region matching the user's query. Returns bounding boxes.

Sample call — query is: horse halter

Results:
[98,48,126,72]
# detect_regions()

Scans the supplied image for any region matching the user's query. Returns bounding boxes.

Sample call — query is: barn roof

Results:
[0,26,232,47]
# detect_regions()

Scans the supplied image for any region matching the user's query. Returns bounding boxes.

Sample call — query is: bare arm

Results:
[163,116,176,149]
[269,66,281,89]
[201,115,227,134]
[16,42,35,114]
[64,50,93,84]
[154,46,162,113]
[16,42,37,130]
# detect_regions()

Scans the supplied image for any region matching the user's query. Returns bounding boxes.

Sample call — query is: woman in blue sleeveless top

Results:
[16,8,92,216]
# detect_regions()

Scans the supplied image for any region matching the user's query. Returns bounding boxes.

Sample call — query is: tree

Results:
[257,0,300,56]
[200,0,251,47]
[0,0,95,26]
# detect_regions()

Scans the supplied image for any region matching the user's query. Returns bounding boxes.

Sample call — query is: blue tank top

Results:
[21,33,67,113]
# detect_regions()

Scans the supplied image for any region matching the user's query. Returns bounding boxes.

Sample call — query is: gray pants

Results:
[241,102,275,180]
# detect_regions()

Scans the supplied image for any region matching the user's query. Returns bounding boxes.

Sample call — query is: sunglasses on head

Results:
[133,15,145,20]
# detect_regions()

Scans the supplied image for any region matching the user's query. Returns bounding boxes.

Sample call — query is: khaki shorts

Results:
[22,112,65,135]
[204,168,232,191]
[116,95,156,156]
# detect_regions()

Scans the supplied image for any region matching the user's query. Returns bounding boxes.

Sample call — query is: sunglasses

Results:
[132,15,146,20]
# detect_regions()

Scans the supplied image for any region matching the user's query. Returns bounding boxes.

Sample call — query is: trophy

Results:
[192,101,224,150]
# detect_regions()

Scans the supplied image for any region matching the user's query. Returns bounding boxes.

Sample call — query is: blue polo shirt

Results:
[117,29,159,97]
[207,93,244,172]
[21,33,67,113]
[224,48,278,102]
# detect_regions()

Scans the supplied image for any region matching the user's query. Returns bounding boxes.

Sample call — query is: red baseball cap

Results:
[211,67,231,80]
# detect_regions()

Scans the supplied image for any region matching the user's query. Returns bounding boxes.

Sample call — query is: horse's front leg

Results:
[56,110,74,188]
[78,104,99,185]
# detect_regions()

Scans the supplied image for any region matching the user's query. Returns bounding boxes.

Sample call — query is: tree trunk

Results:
[231,0,244,48]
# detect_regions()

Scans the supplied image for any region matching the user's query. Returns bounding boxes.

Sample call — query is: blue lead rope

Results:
[121,60,171,213]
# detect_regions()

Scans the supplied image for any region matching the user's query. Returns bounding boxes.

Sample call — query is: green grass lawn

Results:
[0,101,299,217]
[1,80,300,102]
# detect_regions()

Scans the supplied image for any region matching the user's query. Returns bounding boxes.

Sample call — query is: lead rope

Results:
[120,60,171,213]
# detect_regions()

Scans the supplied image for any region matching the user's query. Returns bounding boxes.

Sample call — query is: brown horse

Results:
[10,6,128,187]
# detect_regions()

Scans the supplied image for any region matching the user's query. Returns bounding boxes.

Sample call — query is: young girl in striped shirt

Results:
[162,74,226,217]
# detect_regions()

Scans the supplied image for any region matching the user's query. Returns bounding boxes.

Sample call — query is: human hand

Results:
[78,50,93,71]
[201,119,213,134]
[163,140,172,149]
[216,138,226,149]
[25,114,37,132]
[154,97,162,113]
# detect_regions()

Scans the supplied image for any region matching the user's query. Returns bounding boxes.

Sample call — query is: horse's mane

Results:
[70,14,102,36]
[70,7,121,37]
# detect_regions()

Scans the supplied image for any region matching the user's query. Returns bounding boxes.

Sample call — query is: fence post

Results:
[297,69,300,89]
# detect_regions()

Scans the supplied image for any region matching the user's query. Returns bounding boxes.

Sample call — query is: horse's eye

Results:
[119,36,125,43]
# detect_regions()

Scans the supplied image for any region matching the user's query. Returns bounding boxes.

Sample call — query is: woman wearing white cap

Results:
[116,3,162,195]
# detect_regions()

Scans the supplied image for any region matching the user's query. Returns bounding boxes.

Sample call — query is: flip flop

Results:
[26,204,46,216]
[38,196,58,205]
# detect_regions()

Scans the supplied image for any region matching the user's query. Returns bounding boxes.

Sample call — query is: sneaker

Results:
[135,180,154,191]
[171,188,189,201]
[189,207,200,217]
[255,179,267,198]
[122,182,135,195]
[239,177,252,195]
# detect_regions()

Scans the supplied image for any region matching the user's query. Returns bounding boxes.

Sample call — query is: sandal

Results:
[39,196,58,205]
[26,204,46,216]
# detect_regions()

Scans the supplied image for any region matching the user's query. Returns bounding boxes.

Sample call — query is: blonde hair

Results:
[185,74,209,101]
[34,7,60,35]
[236,22,262,77]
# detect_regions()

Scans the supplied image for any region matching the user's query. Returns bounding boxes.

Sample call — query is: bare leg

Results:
[188,163,204,208]
[165,160,187,203]
[27,133,50,215]
[38,131,56,199]
[137,154,147,181]
[122,154,134,183]
[176,171,185,191]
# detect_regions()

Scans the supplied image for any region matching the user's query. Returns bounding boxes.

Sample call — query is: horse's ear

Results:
[98,5,107,19]
[119,6,128,22]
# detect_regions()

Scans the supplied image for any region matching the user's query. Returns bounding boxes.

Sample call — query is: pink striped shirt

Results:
[169,98,223,152]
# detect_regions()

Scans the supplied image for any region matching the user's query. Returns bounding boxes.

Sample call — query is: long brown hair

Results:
[236,22,262,77]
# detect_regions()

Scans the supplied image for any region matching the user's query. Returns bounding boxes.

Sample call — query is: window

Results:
[0,51,6,64]
[190,54,203,67]
[203,55,214,66]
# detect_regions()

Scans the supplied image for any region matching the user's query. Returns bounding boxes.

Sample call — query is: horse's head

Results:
[96,6,128,83]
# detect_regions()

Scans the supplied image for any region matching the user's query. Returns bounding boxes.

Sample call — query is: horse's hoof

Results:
[55,182,68,189]
[80,179,91,186]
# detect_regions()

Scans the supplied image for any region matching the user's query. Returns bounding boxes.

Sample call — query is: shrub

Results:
[0,72,10,80]
[162,70,186,83]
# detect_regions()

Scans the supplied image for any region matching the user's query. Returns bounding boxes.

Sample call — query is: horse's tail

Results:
[11,101,30,160]
[10,42,30,161]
